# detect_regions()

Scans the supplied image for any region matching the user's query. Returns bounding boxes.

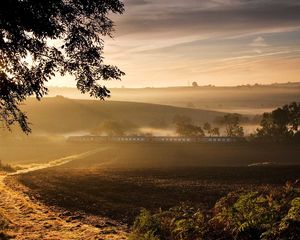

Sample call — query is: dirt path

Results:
[0,149,128,240]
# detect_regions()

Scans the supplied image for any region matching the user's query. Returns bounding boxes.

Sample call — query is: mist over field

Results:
[1,0,300,239]
[48,82,300,114]
[1,82,299,240]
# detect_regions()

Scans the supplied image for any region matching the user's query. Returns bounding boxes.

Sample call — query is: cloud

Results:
[99,0,300,87]
[118,0,300,40]
[250,37,268,47]
[125,0,149,6]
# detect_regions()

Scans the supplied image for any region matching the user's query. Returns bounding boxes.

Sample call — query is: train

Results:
[68,135,245,143]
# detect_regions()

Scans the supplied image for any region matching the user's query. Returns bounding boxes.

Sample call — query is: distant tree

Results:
[221,114,244,137]
[93,120,125,136]
[176,124,204,137]
[192,82,199,88]
[203,122,212,136]
[256,102,300,140]
[203,122,220,137]
[0,0,125,133]
[211,127,220,137]
[284,102,300,132]
[173,116,204,137]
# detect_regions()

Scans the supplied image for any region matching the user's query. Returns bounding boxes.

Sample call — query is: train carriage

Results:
[68,136,244,143]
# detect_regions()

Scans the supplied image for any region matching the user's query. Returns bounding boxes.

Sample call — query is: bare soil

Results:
[0,150,128,240]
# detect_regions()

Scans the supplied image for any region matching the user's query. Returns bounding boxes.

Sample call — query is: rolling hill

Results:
[48,82,300,114]
[22,97,226,134]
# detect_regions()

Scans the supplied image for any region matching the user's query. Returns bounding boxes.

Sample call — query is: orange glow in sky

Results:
[49,0,300,88]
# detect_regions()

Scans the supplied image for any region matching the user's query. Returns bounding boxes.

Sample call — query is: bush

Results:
[130,180,300,240]
[130,204,206,240]
[212,180,300,240]
[0,214,11,239]
[0,160,15,173]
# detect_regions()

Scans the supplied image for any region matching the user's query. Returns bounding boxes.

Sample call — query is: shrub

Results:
[211,180,300,240]
[0,214,11,239]
[0,160,15,173]
[130,204,207,240]
[130,180,300,240]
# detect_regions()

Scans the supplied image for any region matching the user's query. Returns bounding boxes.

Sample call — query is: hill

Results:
[21,97,226,134]
[48,82,300,114]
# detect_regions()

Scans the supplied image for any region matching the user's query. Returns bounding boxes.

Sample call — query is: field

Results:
[0,137,99,165]
[51,142,300,168]
[2,2,300,238]
[16,142,300,225]
[1,85,299,238]
[17,166,300,225]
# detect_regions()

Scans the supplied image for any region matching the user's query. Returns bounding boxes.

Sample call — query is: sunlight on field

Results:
[1,0,300,239]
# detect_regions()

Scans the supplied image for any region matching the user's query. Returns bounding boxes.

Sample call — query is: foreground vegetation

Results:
[0,214,10,240]
[130,180,300,240]
[0,160,15,173]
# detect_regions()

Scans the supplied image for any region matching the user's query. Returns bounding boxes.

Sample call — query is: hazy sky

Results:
[51,0,300,87]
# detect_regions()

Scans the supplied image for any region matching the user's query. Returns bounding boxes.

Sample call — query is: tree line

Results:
[175,102,300,141]
[88,102,300,141]
[174,113,244,138]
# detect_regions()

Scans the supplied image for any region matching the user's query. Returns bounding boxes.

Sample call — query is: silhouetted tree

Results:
[176,124,204,137]
[221,114,244,137]
[93,120,125,136]
[284,102,300,132]
[203,122,212,136]
[256,102,300,141]
[192,81,198,87]
[0,0,125,133]
[173,116,204,137]
[211,127,220,137]
[203,123,220,136]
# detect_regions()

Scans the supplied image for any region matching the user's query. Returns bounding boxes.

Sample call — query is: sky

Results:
[51,0,300,88]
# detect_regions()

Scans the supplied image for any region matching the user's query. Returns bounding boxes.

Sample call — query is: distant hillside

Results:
[22,97,226,134]
[48,82,300,114]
